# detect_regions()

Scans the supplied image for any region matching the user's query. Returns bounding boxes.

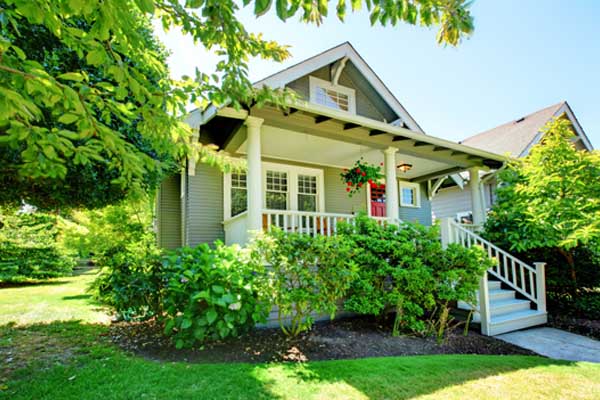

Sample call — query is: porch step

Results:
[489,310,548,336]
[489,298,532,317]
[488,280,502,290]
[489,289,516,301]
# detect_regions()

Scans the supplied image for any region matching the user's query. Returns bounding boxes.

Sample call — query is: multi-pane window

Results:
[400,183,420,208]
[315,87,349,112]
[297,175,317,212]
[266,170,288,210]
[230,172,247,217]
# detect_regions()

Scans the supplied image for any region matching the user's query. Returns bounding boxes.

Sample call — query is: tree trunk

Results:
[558,248,577,292]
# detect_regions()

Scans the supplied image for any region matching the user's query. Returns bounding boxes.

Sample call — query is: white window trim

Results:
[309,76,356,114]
[224,161,325,220]
[399,181,421,208]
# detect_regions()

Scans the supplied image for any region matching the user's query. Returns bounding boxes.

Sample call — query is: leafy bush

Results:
[251,229,357,336]
[161,243,270,349]
[0,210,75,282]
[339,214,489,339]
[90,234,163,321]
[61,200,153,259]
[429,244,493,342]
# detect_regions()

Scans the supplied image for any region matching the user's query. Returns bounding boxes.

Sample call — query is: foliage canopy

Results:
[1,0,474,209]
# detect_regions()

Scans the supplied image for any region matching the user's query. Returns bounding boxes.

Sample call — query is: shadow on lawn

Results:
[252,355,578,399]
[1,320,580,400]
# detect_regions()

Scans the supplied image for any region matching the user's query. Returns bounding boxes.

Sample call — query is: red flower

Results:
[370,182,376,188]
[355,168,361,173]
[362,172,366,177]
[358,182,363,187]
[347,181,352,186]
[380,162,384,166]
[368,179,373,184]
[346,187,351,192]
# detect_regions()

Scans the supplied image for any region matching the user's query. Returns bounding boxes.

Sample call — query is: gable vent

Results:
[515,117,526,123]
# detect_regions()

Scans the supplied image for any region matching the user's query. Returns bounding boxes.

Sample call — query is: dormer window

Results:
[309,76,356,114]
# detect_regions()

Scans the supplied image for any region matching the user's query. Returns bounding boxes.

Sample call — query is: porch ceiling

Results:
[237,125,454,180]
[246,103,506,181]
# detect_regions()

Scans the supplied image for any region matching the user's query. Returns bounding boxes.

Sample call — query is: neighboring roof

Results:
[461,101,593,157]
[253,42,425,134]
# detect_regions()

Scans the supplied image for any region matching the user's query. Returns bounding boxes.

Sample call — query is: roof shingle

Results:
[461,102,565,157]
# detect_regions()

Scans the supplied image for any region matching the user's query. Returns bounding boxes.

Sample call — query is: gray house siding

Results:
[323,166,367,214]
[186,163,225,246]
[399,183,432,226]
[285,62,394,122]
[157,174,181,250]
[431,182,495,221]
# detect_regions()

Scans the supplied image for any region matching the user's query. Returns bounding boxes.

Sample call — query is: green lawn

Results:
[1,272,599,400]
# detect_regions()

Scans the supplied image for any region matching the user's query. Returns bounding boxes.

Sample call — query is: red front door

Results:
[370,184,386,217]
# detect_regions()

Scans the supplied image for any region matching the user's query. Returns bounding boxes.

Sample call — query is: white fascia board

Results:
[292,101,507,163]
[558,102,594,151]
[450,173,465,189]
[254,42,425,134]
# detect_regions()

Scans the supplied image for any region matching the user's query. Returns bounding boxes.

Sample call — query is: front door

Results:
[370,184,386,217]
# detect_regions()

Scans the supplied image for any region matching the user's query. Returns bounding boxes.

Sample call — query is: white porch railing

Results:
[224,210,397,244]
[441,218,546,335]
[262,210,392,237]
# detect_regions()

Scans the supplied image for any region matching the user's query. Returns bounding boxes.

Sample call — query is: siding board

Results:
[187,163,225,246]
[157,174,182,250]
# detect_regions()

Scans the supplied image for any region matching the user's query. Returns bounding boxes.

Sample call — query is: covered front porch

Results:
[190,102,505,245]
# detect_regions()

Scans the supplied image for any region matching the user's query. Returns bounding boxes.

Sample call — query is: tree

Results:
[0,16,177,209]
[484,118,600,290]
[0,0,474,209]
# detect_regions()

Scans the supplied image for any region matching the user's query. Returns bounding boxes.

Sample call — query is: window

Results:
[230,172,247,217]
[309,76,356,114]
[315,87,350,111]
[399,182,420,208]
[298,175,317,212]
[266,170,288,210]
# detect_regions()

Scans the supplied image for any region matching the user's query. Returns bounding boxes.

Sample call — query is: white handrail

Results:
[446,219,546,311]
[261,210,402,237]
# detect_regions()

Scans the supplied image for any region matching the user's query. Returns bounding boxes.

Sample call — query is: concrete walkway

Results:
[497,327,600,363]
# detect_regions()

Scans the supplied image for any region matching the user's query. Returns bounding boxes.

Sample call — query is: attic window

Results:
[309,76,356,114]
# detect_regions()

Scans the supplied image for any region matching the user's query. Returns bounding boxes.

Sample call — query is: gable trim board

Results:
[253,42,425,133]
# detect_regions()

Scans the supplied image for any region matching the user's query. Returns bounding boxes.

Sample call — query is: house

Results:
[155,42,548,336]
[431,101,594,222]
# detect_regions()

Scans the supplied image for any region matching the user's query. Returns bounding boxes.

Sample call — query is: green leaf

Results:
[181,318,192,329]
[58,114,79,125]
[175,339,184,349]
[86,49,105,66]
[211,285,224,294]
[57,72,85,82]
[206,308,218,324]
[254,0,272,17]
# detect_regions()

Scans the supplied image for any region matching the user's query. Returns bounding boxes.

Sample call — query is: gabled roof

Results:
[253,42,425,134]
[461,101,593,157]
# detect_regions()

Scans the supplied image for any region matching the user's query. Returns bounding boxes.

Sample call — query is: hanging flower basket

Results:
[340,158,384,197]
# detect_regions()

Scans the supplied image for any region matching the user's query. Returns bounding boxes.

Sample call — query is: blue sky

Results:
[155,1,599,147]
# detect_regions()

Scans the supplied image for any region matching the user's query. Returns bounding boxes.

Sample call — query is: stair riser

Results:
[489,291,515,301]
[488,281,502,290]
[489,314,548,336]
[490,302,531,317]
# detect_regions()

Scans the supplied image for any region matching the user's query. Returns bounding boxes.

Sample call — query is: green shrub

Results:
[339,214,490,339]
[429,244,493,342]
[90,234,163,320]
[161,243,270,349]
[0,210,75,282]
[251,229,357,337]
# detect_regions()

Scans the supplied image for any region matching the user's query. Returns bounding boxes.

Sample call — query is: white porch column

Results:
[469,167,485,226]
[245,116,264,233]
[384,147,399,222]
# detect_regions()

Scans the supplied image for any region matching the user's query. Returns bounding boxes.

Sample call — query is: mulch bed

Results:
[108,315,537,364]
[547,313,600,341]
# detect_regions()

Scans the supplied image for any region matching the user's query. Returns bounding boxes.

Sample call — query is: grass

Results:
[1,272,599,399]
